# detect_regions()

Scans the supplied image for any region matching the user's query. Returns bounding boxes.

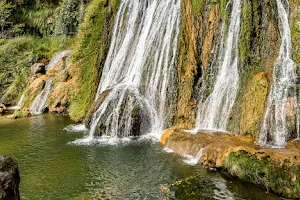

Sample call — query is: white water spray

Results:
[258,0,299,147]
[29,78,53,115]
[195,0,242,131]
[183,148,204,165]
[86,0,181,139]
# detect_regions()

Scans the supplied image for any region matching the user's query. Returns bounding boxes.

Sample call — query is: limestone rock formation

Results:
[161,129,300,198]
[239,72,270,137]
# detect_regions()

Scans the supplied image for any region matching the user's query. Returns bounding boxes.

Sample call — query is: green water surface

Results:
[0,114,282,199]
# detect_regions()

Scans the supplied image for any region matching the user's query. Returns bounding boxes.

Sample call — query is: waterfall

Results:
[194,0,242,131]
[28,50,71,115]
[8,94,25,110]
[88,0,181,139]
[46,50,71,70]
[16,94,24,108]
[183,148,204,165]
[29,78,53,115]
[0,87,12,104]
[258,0,299,147]
[0,91,8,104]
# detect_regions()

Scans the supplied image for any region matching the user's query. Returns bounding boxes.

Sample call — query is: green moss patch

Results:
[223,151,300,198]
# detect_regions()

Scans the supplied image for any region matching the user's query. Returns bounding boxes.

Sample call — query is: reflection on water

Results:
[0,115,281,199]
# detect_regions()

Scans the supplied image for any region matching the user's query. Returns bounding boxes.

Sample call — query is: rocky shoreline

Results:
[161,129,300,199]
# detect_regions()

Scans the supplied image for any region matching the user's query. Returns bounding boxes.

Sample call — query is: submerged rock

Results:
[161,129,300,198]
[0,156,20,200]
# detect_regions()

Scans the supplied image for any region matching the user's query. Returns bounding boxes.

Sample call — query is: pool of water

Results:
[0,114,281,199]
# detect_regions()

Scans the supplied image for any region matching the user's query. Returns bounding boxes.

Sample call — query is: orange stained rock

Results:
[161,129,175,146]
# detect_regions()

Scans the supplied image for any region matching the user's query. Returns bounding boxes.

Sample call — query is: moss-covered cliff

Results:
[68,0,120,121]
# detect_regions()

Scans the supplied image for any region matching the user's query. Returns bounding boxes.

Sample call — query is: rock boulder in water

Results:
[0,156,20,200]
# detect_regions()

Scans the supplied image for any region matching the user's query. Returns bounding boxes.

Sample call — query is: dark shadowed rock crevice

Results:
[0,156,20,200]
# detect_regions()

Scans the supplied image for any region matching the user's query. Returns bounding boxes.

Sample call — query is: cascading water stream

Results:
[0,91,8,104]
[258,0,299,147]
[86,0,181,140]
[0,87,13,104]
[46,50,71,70]
[29,50,71,115]
[29,78,53,115]
[194,0,242,131]
[8,94,25,110]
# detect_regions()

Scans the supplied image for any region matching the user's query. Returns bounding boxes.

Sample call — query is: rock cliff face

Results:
[0,156,20,200]
[175,0,299,140]
[176,0,222,129]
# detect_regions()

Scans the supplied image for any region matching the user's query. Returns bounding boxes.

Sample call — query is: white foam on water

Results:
[163,147,174,153]
[63,124,88,133]
[182,148,205,166]
[71,136,133,146]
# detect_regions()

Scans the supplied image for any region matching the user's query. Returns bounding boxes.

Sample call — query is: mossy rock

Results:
[239,72,269,138]
[223,151,300,199]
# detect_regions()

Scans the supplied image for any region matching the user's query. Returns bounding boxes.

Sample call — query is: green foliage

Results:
[224,151,300,198]
[0,35,73,104]
[69,0,119,121]
[0,0,14,38]
[54,0,85,35]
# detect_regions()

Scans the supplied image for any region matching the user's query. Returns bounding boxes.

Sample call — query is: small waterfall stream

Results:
[29,50,71,115]
[0,87,13,104]
[29,78,53,115]
[194,0,242,131]
[46,50,71,70]
[86,0,181,139]
[0,91,8,104]
[8,94,25,110]
[258,0,299,147]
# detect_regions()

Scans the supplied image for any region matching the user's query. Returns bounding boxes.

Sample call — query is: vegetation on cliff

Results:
[224,151,300,198]
[69,0,119,121]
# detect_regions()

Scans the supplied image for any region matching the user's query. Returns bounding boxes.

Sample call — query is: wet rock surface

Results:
[0,156,20,200]
[161,129,300,198]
